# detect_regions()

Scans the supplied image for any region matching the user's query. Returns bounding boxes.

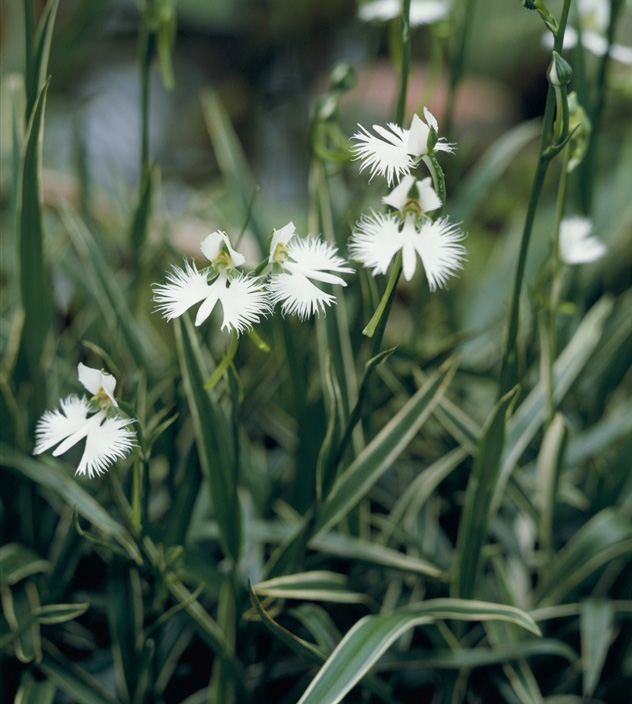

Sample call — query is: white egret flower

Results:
[543,0,632,64]
[559,217,606,265]
[153,231,270,334]
[351,109,455,185]
[383,175,442,213]
[350,212,466,289]
[267,222,354,319]
[358,0,450,26]
[34,365,136,479]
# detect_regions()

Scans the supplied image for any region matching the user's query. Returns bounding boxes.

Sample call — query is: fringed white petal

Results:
[286,237,354,279]
[349,212,405,276]
[414,217,467,290]
[153,261,211,321]
[217,274,270,334]
[76,415,137,479]
[268,272,336,320]
[351,123,413,185]
[559,217,606,265]
[77,363,118,407]
[33,395,92,455]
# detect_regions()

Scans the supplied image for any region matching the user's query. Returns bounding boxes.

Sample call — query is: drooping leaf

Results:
[580,599,614,697]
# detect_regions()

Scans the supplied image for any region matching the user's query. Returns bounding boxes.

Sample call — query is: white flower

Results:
[267,222,354,319]
[350,212,466,289]
[383,175,442,213]
[153,231,270,334]
[351,109,455,185]
[33,365,136,479]
[358,0,451,27]
[559,217,606,265]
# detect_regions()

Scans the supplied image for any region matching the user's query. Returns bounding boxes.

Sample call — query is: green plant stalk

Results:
[577,0,624,215]
[24,0,35,119]
[363,0,411,346]
[131,451,142,530]
[546,146,570,424]
[498,0,573,397]
[444,0,478,141]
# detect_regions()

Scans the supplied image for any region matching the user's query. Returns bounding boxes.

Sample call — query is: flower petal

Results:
[217,274,270,334]
[194,276,223,326]
[201,231,246,268]
[406,113,430,156]
[76,415,136,479]
[153,261,211,321]
[414,217,467,290]
[268,272,336,319]
[77,363,118,407]
[349,211,405,276]
[286,237,354,278]
[33,395,92,455]
[351,124,413,185]
[269,222,297,262]
[382,175,416,210]
[559,217,606,265]
[417,177,442,213]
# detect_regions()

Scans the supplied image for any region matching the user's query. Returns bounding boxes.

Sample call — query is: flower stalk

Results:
[498,0,573,397]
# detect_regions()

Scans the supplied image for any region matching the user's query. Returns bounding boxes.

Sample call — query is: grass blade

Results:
[451,387,518,600]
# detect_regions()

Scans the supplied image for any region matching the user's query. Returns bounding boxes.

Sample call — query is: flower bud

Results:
[548,51,572,87]
[329,62,356,93]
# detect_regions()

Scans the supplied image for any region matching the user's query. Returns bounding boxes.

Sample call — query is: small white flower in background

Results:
[267,222,354,319]
[350,212,466,289]
[34,364,136,479]
[153,231,270,334]
[382,174,442,214]
[542,0,632,65]
[351,108,455,185]
[358,0,451,27]
[559,217,607,265]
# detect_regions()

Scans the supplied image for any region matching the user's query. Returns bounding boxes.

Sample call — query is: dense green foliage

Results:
[2,1,631,702]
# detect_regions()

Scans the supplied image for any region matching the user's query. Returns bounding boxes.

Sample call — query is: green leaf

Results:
[452,387,518,600]
[0,543,49,585]
[129,165,155,261]
[580,599,614,697]
[254,571,371,604]
[0,445,142,564]
[38,641,120,704]
[536,413,569,564]
[62,210,161,371]
[534,509,632,605]
[377,639,576,670]
[497,297,612,513]
[296,599,540,704]
[314,361,456,536]
[15,670,56,704]
[174,316,241,561]
[1,581,41,661]
[26,0,60,117]
[201,90,267,247]
[17,80,51,401]
[451,119,541,222]
[316,353,345,501]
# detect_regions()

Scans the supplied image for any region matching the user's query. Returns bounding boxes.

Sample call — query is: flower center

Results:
[91,387,113,411]
[272,242,290,264]
[402,198,423,219]
[212,250,233,271]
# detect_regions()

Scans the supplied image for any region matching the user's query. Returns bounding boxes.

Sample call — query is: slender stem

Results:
[396,0,412,127]
[444,0,477,141]
[577,0,624,215]
[362,0,411,346]
[140,26,155,176]
[546,146,570,423]
[498,0,573,397]
[132,450,142,529]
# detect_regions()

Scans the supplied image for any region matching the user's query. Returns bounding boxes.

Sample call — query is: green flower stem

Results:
[577,0,624,215]
[396,0,412,127]
[498,0,572,397]
[363,0,411,347]
[132,450,142,529]
[444,0,477,141]
[140,25,156,174]
[546,146,570,424]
